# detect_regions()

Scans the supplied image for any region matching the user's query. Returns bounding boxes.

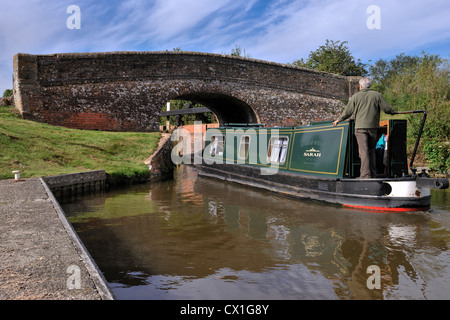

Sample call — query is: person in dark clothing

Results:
[333,78,397,178]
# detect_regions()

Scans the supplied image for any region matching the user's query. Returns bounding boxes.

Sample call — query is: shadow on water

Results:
[61,165,450,300]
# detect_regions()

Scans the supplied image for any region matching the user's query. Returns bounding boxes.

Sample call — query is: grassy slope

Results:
[0,106,160,182]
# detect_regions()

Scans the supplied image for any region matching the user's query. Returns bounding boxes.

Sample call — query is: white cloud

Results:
[145,0,230,40]
[243,0,450,63]
[0,0,449,92]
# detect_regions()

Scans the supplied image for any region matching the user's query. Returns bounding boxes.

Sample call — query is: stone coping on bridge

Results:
[19,50,352,79]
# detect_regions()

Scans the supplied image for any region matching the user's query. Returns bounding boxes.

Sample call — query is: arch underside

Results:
[175,92,259,126]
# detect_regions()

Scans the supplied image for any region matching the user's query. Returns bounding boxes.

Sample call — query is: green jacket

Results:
[337,88,396,129]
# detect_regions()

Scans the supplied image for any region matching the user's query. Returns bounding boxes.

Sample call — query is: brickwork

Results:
[13,51,360,132]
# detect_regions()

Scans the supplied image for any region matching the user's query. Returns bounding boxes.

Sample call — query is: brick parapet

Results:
[13,51,359,132]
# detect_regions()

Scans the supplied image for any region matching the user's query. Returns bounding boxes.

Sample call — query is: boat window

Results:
[268,136,289,164]
[238,135,251,160]
[210,135,224,156]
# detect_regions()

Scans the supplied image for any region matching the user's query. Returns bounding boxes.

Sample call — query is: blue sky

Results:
[1,0,449,93]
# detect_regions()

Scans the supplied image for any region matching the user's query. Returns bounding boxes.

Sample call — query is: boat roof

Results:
[219,121,334,130]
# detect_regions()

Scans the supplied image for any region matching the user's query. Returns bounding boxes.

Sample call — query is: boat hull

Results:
[192,161,432,212]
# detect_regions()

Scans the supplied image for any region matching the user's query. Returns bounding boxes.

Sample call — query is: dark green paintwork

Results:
[289,124,349,177]
[203,122,350,178]
[203,119,408,179]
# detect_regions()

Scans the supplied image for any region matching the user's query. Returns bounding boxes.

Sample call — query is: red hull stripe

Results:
[343,204,429,212]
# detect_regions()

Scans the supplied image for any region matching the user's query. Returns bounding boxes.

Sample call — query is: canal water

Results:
[61,165,450,300]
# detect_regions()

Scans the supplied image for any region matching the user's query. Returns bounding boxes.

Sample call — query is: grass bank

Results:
[0,106,161,185]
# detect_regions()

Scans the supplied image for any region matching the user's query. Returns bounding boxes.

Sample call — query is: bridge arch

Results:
[13,51,359,132]
[173,92,259,125]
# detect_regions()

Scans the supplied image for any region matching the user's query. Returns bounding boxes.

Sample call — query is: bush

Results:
[371,52,450,171]
[2,89,13,97]
[423,140,450,173]
[291,40,368,76]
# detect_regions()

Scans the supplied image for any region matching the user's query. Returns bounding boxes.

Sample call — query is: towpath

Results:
[0,178,114,300]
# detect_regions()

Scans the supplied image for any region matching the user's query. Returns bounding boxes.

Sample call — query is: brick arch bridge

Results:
[13,51,359,132]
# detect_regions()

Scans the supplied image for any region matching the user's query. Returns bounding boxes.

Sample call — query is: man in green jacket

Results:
[333,77,397,178]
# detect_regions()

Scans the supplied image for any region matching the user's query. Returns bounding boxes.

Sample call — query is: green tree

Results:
[369,52,440,92]
[2,89,12,97]
[374,52,450,172]
[160,100,216,126]
[291,40,368,76]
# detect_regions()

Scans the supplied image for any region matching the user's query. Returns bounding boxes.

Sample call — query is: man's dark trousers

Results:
[355,128,378,178]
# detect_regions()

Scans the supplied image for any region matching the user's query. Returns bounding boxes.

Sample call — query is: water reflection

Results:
[61,166,450,300]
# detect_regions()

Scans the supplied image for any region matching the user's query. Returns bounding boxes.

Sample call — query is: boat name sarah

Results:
[304,148,322,157]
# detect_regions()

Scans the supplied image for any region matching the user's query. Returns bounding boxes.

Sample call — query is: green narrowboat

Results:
[194,117,448,212]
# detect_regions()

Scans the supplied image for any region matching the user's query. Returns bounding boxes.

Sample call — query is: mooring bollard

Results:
[12,170,21,181]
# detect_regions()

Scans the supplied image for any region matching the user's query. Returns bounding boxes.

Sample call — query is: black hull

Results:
[192,162,432,212]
